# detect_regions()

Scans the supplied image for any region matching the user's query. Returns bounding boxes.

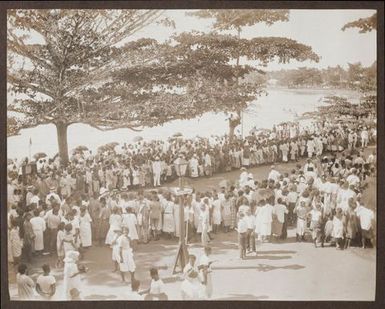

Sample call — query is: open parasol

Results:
[33,152,47,160]
[74,145,88,152]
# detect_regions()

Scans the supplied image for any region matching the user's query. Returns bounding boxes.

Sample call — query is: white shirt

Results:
[273,204,288,223]
[237,217,248,233]
[245,215,255,229]
[36,275,56,295]
[309,209,322,222]
[355,206,374,230]
[150,279,165,295]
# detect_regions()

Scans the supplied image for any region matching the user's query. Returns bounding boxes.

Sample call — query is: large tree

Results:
[189,9,319,140]
[7,9,164,164]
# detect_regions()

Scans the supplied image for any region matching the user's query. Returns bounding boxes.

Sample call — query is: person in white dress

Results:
[198,247,213,299]
[79,207,92,248]
[199,203,210,246]
[122,208,139,243]
[259,199,274,242]
[162,197,175,237]
[239,168,248,188]
[30,210,46,253]
[122,168,131,190]
[307,138,315,158]
[62,251,82,300]
[181,255,204,300]
[173,197,181,238]
[254,201,264,240]
[211,195,222,234]
[189,154,199,178]
[116,227,136,283]
[105,207,122,245]
[336,182,356,212]
[111,228,122,272]
[152,157,162,187]
[332,208,344,249]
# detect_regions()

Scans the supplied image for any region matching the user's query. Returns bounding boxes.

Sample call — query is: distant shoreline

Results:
[265,86,359,93]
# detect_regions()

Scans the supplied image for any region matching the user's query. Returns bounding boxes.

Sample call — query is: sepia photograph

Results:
[5,6,379,302]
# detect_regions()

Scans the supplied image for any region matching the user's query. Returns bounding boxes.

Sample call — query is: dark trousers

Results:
[239,232,247,258]
[22,243,33,262]
[246,229,256,251]
[48,228,58,253]
[288,203,296,226]
[281,219,288,240]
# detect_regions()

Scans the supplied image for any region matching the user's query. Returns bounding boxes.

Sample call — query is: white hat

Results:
[99,187,109,196]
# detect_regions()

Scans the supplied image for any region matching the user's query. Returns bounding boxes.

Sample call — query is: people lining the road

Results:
[7,120,376,300]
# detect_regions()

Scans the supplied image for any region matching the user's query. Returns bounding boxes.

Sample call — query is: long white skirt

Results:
[260,222,272,237]
[296,218,306,236]
[163,213,175,233]
[213,210,221,225]
[80,223,92,247]
[33,229,44,251]
[105,225,120,245]
[119,248,136,272]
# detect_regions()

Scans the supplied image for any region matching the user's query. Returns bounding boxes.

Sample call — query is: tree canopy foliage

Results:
[7,9,319,162]
[342,12,377,33]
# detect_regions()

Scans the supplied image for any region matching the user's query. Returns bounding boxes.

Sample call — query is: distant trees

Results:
[268,62,376,90]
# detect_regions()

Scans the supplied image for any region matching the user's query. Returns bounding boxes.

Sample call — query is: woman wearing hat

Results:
[105,207,122,245]
[189,154,199,178]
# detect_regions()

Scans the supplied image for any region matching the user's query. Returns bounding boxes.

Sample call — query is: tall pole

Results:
[172,171,189,274]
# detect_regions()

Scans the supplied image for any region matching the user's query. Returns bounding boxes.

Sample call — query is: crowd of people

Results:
[8,120,377,300]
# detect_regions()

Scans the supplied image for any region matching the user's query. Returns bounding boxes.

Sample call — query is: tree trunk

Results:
[229,112,241,143]
[55,121,69,166]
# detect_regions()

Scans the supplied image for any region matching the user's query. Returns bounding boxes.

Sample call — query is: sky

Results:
[9,9,376,71]
[127,9,377,70]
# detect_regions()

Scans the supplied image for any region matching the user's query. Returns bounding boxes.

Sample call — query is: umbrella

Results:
[33,152,47,160]
[74,145,88,152]
[133,136,143,143]
[173,132,183,137]
[101,142,119,151]
[106,142,119,147]
[97,145,107,153]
